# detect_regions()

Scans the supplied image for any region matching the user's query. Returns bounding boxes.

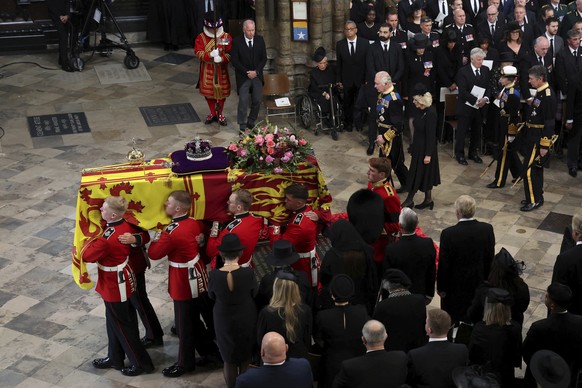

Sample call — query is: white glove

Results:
[214,56,222,63]
[508,136,515,143]
[210,49,219,57]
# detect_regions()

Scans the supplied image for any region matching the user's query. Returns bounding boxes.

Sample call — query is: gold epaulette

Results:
[540,137,552,147]
[384,184,395,197]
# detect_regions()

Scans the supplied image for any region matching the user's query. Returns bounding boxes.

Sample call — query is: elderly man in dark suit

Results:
[552,213,582,314]
[454,47,491,165]
[476,5,507,47]
[555,29,581,95]
[235,331,313,388]
[230,19,267,133]
[437,195,495,323]
[523,283,582,387]
[333,320,407,388]
[336,20,369,132]
[384,208,436,303]
[408,309,469,388]
[520,36,554,100]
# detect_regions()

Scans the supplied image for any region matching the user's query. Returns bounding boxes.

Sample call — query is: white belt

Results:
[169,254,201,298]
[298,248,318,287]
[98,257,129,302]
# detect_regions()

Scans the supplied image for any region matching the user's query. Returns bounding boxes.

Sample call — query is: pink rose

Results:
[281,155,290,163]
[265,134,274,142]
[266,140,276,148]
[284,151,293,159]
[240,149,247,157]
[273,167,283,173]
[298,138,307,146]
[255,134,264,146]
[267,147,275,155]
[266,155,275,163]
[228,143,238,151]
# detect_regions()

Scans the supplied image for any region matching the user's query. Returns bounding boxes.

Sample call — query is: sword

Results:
[512,134,559,188]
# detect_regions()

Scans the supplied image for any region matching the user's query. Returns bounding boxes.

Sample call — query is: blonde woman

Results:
[257,272,312,359]
[400,89,440,209]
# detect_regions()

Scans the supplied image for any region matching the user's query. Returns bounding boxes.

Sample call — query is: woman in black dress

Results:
[357,8,381,42]
[309,46,339,139]
[400,89,440,209]
[257,272,312,359]
[208,234,257,388]
[319,219,377,314]
[468,288,523,387]
[467,248,530,326]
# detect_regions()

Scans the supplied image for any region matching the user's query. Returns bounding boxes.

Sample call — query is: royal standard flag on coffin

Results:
[293,21,308,41]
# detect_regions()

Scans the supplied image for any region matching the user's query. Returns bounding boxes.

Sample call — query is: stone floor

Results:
[0,45,581,387]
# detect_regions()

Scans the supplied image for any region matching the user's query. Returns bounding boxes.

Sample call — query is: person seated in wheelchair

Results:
[308,47,339,130]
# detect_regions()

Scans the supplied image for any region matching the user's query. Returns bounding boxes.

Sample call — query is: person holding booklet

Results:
[453,47,491,165]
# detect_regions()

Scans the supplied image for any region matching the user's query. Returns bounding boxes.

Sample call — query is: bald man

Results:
[235,332,313,388]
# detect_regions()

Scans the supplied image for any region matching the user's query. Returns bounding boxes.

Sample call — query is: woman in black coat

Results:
[319,219,378,314]
[468,288,522,387]
[400,89,440,209]
[467,248,530,326]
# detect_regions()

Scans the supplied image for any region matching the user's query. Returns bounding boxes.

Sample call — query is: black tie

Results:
[441,1,446,14]
[491,24,495,37]
[248,40,252,49]
[539,55,544,65]
[574,49,578,58]
[475,69,480,78]
[550,38,554,56]
[384,43,388,53]
[473,0,479,14]
[207,0,213,12]
[350,41,355,56]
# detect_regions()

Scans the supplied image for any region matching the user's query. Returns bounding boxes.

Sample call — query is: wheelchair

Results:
[295,83,344,139]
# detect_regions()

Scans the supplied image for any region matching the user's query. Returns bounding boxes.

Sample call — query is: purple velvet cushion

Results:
[170,147,229,175]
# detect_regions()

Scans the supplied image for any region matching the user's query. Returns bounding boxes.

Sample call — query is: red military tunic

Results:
[148,215,209,301]
[194,28,232,99]
[206,212,263,267]
[368,179,401,263]
[272,205,319,286]
[82,220,136,303]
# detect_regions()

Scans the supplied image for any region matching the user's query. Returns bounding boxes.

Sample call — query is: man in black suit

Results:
[522,283,582,387]
[454,47,491,165]
[384,207,436,302]
[555,29,581,94]
[463,0,484,25]
[230,20,267,133]
[426,0,452,30]
[544,17,564,61]
[333,320,407,388]
[565,65,582,176]
[520,36,554,100]
[408,309,469,388]
[336,20,369,132]
[477,5,506,46]
[373,270,427,352]
[437,195,495,323]
[46,0,73,72]
[512,5,535,47]
[235,331,313,388]
[552,213,582,314]
[386,11,409,49]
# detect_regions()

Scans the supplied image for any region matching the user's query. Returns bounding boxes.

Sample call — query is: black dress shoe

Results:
[469,154,483,164]
[92,357,123,370]
[396,187,407,194]
[163,363,195,378]
[569,167,578,177]
[121,364,154,376]
[415,201,434,210]
[521,199,544,206]
[366,144,375,155]
[486,182,503,189]
[401,200,414,209]
[141,336,163,348]
[218,116,227,126]
[170,326,178,335]
[520,202,543,212]
[204,115,217,125]
[456,156,468,165]
[62,65,74,72]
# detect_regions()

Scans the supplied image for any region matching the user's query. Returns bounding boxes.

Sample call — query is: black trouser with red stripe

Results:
[105,300,153,368]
